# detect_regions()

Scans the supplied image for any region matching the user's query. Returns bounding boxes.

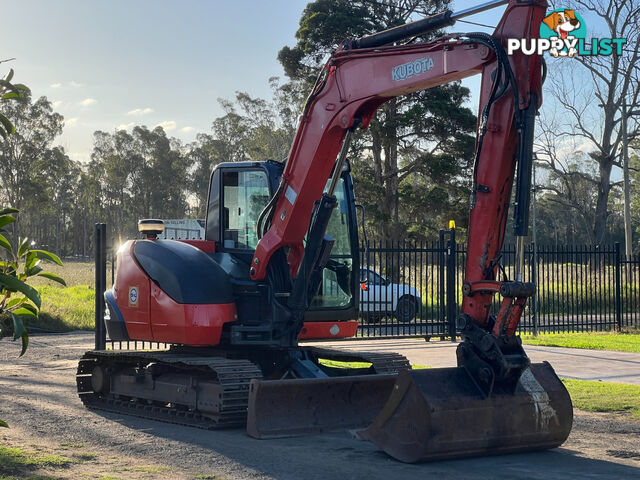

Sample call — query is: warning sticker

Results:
[285,185,297,205]
[129,286,139,307]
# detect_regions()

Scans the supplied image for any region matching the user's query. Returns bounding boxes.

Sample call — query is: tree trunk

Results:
[593,157,613,246]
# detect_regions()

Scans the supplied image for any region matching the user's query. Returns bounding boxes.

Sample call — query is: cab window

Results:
[310,177,354,309]
[222,170,270,250]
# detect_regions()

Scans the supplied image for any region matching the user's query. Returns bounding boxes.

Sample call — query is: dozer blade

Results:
[246,374,397,438]
[358,362,573,463]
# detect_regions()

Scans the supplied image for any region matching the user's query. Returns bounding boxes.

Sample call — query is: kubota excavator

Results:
[77,0,572,463]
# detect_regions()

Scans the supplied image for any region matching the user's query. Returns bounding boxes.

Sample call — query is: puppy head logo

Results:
[543,10,580,39]
[540,9,587,57]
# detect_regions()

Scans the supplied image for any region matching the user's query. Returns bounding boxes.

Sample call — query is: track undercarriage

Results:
[76,346,410,430]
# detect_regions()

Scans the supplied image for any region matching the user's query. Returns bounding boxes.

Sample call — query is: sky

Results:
[4,0,511,164]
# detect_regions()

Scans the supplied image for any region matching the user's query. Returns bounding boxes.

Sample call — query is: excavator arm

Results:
[252,0,544,356]
[247,0,573,462]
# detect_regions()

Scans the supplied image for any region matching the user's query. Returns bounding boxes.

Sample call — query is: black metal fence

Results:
[358,237,640,337]
[355,229,457,339]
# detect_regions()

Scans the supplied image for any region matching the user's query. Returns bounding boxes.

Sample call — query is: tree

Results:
[535,0,640,246]
[0,93,64,215]
[87,125,191,241]
[279,0,476,242]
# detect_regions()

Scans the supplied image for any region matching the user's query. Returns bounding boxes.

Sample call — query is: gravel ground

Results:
[1,332,640,480]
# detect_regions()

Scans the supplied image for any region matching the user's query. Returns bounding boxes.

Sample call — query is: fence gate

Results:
[356,229,457,339]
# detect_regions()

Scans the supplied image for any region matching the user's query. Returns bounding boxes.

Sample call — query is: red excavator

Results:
[77,0,572,463]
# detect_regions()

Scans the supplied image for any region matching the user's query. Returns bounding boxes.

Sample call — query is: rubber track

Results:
[76,350,262,429]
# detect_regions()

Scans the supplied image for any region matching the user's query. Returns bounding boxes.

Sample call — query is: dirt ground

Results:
[1,333,640,480]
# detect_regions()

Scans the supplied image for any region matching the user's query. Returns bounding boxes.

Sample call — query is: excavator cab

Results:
[204,160,360,341]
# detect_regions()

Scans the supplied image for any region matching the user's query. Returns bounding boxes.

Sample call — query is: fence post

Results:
[531,241,538,337]
[614,242,622,331]
[446,229,457,341]
[439,231,446,329]
[94,224,107,350]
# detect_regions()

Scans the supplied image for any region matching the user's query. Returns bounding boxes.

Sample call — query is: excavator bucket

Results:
[246,374,398,438]
[358,362,573,463]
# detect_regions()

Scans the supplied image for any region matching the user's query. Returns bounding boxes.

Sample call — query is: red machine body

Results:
[111,241,237,345]
[110,239,358,343]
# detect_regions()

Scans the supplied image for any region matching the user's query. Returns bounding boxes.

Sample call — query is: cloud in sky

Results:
[180,126,194,133]
[155,120,176,131]
[116,122,134,131]
[52,100,63,108]
[66,117,78,127]
[127,107,154,116]
[50,83,62,88]
[79,98,97,106]
[70,81,83,87]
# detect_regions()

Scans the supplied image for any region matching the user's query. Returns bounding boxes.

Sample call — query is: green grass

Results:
[563,379,640,418]
[29,261,98,288]
[318,359,429,370]
[0,446,71,479]
[1,261,98,333]
[522,332,640,353]
[28,284,95,332]
[318,359,373,369]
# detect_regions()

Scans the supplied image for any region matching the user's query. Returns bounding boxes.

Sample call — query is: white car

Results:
[359,268,421,322]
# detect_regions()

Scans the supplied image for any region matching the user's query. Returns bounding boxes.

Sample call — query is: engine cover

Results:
[106,240,237,345]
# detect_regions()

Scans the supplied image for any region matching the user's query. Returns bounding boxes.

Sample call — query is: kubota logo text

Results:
[392,57,434,81]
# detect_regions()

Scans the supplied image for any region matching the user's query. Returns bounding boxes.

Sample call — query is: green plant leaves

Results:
[17,237,29,258]
[0,419,8,428]
[5,297,22,309]
[20,330,28,356]
[0,273,41,308]
[11,312,24,340]
[0,112,15,136]
[26,264,43,277]
[1,91,20,100]
[11,307,36,318]
[17,302,37,315]
[11,313,29,356]
[0,233,11,253]
[29,250,62,266]
[0,208,19,215]
[36,272,66,286]
[0,214,16,230]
